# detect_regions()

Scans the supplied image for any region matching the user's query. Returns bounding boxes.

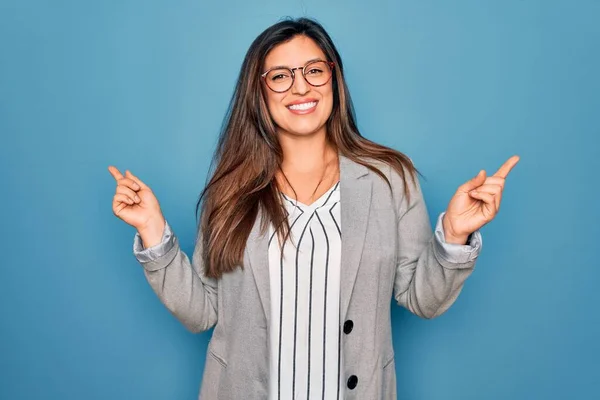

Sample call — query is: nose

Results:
[291,70,310,95]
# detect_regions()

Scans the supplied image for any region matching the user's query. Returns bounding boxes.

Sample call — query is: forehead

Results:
[264,35,327,69]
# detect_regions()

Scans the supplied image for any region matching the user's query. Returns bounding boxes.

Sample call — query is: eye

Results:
[306,68,324,76]
[268,70,291,82]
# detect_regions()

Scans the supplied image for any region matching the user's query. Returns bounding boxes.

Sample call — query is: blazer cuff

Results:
[133,220,176,263]
[433,211,483,264]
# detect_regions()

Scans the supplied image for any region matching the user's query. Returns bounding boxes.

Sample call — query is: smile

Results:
[286,101,318,114]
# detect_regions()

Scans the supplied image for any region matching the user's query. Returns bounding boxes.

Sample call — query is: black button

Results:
[343,320,354,334]
[347,375,358,390]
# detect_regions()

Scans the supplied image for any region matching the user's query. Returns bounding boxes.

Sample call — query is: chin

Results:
[284,123,325,136]
[279,115,328,136]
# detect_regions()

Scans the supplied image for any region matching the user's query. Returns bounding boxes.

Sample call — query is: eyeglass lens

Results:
[264,61,332,92]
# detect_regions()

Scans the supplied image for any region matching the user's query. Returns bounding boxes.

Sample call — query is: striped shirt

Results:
[268,181,343,400]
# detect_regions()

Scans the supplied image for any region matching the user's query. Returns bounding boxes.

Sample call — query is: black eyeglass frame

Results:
[260,60,336,93]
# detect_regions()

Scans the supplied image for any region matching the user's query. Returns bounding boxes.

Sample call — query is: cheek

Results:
[319,90,334,119]
[264,93,286,123]
[320,84,334,106]
[322,92,334,113]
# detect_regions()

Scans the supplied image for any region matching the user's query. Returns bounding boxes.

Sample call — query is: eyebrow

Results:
[266,58,325,70]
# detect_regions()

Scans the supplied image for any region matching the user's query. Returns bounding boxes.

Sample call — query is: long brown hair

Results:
[196,17,420,279]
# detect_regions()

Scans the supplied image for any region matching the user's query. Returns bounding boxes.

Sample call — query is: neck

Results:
[278,126,337,174]
[276,126,339,203]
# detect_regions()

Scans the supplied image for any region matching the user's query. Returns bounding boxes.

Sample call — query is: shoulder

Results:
[359,156,419,189]
[360,156,422,214]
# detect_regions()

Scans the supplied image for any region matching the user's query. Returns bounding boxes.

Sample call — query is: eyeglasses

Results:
[261,59,335,93]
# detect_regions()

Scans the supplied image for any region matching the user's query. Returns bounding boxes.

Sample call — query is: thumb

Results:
[461,170,486,192]
[125,170,149,189]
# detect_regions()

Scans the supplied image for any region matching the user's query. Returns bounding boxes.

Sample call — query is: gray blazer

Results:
[133,155,482,399]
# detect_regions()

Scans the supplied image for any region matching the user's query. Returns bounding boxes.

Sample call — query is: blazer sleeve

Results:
[132,220,218,333]
[391,164,483,319]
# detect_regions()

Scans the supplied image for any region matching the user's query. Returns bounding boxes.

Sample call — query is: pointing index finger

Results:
[108,166,124,181]
[493,155,520,179]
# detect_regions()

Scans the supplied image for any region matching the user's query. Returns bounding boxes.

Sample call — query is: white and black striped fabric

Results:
[268,181,344,400]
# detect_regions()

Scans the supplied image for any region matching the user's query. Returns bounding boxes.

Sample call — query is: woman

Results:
[108,17,518,400]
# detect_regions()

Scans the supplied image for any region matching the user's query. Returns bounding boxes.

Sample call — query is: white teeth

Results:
[288,101,317,110]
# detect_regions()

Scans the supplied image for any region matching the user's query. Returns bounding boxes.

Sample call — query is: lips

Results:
[286,100,318,115]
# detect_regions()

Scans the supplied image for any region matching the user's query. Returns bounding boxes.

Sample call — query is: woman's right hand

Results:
[108,166,165,244]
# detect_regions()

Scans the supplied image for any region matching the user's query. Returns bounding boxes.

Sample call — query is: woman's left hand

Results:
[442,155,520,244]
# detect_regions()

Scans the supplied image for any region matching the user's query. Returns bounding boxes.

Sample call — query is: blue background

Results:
[1,0,598,399]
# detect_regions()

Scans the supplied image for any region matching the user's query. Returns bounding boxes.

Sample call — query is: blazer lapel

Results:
[246,209,271,326]
[339,155,372,320]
